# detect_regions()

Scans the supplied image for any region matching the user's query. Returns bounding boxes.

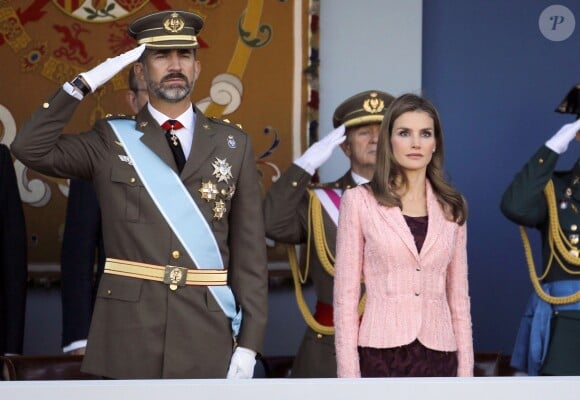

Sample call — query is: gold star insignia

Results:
[199,180,219,202]
[213,200,227,220]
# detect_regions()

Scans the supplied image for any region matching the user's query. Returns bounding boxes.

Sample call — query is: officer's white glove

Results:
[545,118,580,154]
[80,44,146,93]
[226,346,257,379]
[294,125,347,175]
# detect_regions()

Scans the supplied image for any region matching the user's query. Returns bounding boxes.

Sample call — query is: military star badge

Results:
[212,157,233,183]
[199,180,219,201]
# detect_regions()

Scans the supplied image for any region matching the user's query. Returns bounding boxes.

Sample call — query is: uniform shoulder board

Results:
[105,113,135,120]
[308,181,337,189]
[208,116,245,132]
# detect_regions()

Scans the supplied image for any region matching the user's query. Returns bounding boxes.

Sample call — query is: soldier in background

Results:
[0,143,27,355]
[264,90,394,377]
[501,84,580,375]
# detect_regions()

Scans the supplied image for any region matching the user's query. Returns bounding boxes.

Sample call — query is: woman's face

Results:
[390,110,436,175]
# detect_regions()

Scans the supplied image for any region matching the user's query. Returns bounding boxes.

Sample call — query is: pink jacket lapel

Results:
[375,180,446,259]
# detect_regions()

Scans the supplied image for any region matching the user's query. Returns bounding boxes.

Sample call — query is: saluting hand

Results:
[545,118,580,154]
[294,124,347,175]
[80,44,147,93]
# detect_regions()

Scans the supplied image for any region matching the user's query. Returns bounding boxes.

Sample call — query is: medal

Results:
[199,180,219,201]
[213,200,227,220]
[221,184,236,200]
[212,157,233,183]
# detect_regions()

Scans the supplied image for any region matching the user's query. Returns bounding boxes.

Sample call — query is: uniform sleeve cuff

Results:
[62,82,84,101]
[63,339,87,353]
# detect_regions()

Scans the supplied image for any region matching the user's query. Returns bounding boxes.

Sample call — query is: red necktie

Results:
[161,119,186,173]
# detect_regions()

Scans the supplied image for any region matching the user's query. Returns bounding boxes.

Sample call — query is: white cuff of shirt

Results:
[63,339,87,353]
[292,159,315,176]
[62,82,84,101]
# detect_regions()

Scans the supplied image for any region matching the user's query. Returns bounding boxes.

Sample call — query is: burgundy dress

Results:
[358,215,458,377]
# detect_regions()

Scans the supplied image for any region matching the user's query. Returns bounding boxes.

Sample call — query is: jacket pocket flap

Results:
[97,274,142,302]
[111,166,142,186]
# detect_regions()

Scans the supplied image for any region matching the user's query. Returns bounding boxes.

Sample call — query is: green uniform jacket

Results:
[263,163,356,377]
[500,145,580,282]
[12,89,268,379]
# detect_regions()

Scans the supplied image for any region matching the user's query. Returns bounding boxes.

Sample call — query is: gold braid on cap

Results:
[285,190,366,336]
[138,35,199,46]
[519,179,580,305]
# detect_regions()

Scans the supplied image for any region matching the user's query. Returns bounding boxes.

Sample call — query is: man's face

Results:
[138,48,200,103]
[340,123,381,171]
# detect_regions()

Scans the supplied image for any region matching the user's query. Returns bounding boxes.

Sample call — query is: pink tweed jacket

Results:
[333,182,473,377]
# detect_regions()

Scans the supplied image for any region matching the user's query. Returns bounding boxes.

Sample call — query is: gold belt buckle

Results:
[164,265,188,290]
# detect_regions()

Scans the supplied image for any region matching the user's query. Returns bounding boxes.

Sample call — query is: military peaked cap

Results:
[128,10,204,49]
[332,90,395,128]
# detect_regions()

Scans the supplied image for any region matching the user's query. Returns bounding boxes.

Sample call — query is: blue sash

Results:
[108,119,241,337]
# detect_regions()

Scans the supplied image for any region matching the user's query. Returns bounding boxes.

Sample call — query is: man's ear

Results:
[125,91,137,114]
[134,63,145,82]
[194,60,201,80]
[339,140,351,157]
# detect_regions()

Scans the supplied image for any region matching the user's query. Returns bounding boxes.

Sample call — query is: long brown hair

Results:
[369,93,467,225]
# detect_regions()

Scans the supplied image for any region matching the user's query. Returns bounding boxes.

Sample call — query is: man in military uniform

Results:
[12,10,267,379]
[264,90,394,377]
[500,110,580,375]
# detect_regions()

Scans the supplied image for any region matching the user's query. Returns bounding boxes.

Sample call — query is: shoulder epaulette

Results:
[307,181,340,189]
[105,113,135,120]
[208,116,245,133]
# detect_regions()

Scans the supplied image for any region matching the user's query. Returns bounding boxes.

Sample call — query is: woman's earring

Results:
[432,148,436,153]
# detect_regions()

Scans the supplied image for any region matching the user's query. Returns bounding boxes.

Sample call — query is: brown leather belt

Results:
[104,257,227,290]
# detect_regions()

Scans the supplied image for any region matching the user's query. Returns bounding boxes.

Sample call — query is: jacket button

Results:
[291,181,298,187]
[130,177,136,183]
[415,292,420,296]
[416,266,421,271]
[172,250,180,259]
[316,334,323,339]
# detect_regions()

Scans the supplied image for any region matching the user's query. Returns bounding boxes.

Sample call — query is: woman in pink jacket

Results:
[334,93,473,377]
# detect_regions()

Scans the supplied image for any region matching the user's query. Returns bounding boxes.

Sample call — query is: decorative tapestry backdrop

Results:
[0,0,319,263]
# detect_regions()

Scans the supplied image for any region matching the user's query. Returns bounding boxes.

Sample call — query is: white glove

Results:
[80,44,146,93]
[545,118,580,154]
[226,346,257,379]
[294,125,347,175]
